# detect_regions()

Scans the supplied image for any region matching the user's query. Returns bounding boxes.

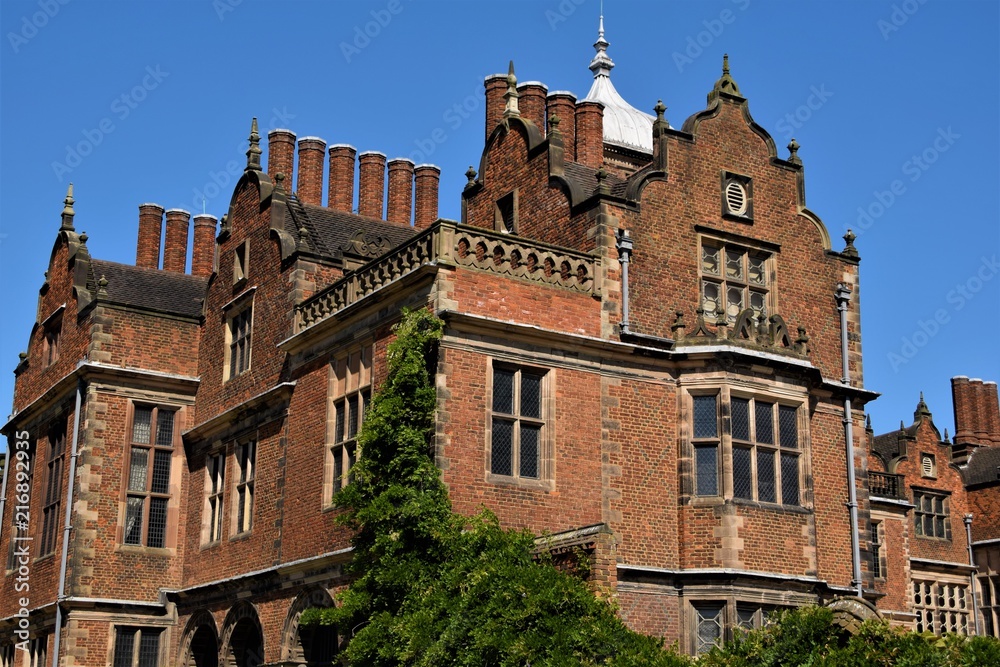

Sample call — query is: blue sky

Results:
[1,0,997,445]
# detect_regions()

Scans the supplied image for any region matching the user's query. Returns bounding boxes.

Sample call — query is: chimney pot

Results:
[191,214,218,278]
[386,158,415,226]
[296,136,327,206]
[358,151,387,219]
[163,208,191,273]
[136,203,164,269]
[267,129,297,188]
[328,144,357,213]
[413,164,441,230]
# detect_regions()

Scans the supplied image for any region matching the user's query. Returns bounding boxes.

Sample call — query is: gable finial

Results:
[503,60,520,118]
[915,392,932,419]
[60,183,76,231]
[245,117,262,172]
[708,53,743,104]
[842,228,859,259]
[589,9,614,78]
[787,138,802,165]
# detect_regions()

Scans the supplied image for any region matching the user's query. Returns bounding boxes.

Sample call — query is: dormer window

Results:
[494,190,518,234]
[721,172,753,221]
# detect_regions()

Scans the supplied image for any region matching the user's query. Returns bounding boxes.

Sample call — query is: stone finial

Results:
[549,113,561,130]
[671,310,686,339]
[60,183,76,231]
[97,274,109,296]
[596,167,610,195]
[943,427,951,443]
[275,172,286,192]
[79,231,88,245]
[900,420,906,431]
[464,166,477,189]
[297,224,312,251]
[787,138,802,165]
[915,392,932,419]
[865,414,873,432]
[220,213,230,234]
[246,117,262,172]
[795,325,810,355]
[842,228,859,259]
[18,351,27,362]
[503,60,520,118]
[709,53,743,104]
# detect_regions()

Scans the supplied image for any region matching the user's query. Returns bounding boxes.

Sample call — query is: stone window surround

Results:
[485,359,555,492]
[911,573,971,636]
[720,170,754,222]
[683,380,808,510]
[200,449,226,546]
[110,625,163,667]
[324,341,374,506]
[687,595,792,655]
[39,417,68,558]
[913,488,952,541]
[231,438,256,537]
[222,288,256,383]
[697,231,775,324]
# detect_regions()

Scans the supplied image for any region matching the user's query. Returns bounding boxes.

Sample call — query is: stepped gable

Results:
[88,259,208,318]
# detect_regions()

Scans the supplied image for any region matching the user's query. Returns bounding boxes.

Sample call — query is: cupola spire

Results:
[708,54,743,104]
[60,183,75,231]
[589,11,615,78]
[245,117,262,172]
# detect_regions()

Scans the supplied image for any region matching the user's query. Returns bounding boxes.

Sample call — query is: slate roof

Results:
[89,259,208,318]
[964,446,1000,486]
[871,424,918,465]
[280,195,417,259]
[564,162,628,199]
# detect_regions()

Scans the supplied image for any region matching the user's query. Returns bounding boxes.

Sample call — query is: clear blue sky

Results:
[1,0,998,446]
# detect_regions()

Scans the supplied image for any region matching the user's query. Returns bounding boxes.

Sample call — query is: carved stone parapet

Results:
[678,307,809,358]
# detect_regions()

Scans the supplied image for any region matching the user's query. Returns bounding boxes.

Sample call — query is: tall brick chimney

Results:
[297,136,326,206]
[413,164,440,230]
[136,203,164,269]
[517,82,548,133]
[484,73,508,141]
[328,144,357,213]
[163,209,191,273]
[547,92,577,162]
[951,376,1000,447]
[267,129,297,186]
[575,101,605,169]
[191,214,217,278]
[986,381,1000,445]
[358,151,386,219]
[386,158,414,226]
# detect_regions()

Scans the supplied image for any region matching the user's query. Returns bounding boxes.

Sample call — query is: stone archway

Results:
[179,610,220,667]
[826,596,883,635]
[220,601,265,667]
[280,586,338,666]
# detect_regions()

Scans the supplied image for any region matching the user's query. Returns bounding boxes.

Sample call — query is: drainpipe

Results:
[0,448,9,551]
[53,379,83,667]
[616,228,633,335]
[964,514,982,635]
[835,283,863,598]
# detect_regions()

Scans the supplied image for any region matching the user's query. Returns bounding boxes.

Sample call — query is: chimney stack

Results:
[358,151,386,219]
[191,214,217,278]
[328,144,357,213]
[163,209,191,273]
[267,129,297,186]
[517,82,548,133]
[547,92,577,162]
[297,136,327,206]
[484,73,508,141]
[413,164,440,230]
[386,158,415,226]
[986,382,1000,445]
[136,203,164,269]
[575,100,605,169]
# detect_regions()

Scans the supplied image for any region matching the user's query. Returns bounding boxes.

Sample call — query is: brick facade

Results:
[3,33,1000,667]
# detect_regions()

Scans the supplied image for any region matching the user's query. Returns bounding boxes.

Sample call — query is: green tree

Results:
[301,308,689,666]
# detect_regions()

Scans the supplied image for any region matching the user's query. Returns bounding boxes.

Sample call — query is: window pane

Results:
[155,411,174,447]
[335,400,345,443]
[748,255,766,285]
[520,373,542,419]
[147,497,167,548]
[693,396,717,439]
[727,287,744,320]
[695,446,718,496]
[755,402,774,444]
[750,291,766,317]
[736,606,756,630]
[725,250,743,279]
[732,398,750,441]
[132,408,152,444]
[702,246,720,275]
[520,425,540,479]
[778,405,798,448]
[696,604,723,653]
[702,281,720,316]
[113,630,135,667]
[758,449,776,503]
[493,369,514,414]
[781,454,800,505]
[733,447,753,499]
[138,630,159,667]
[151,450,171,494]
[128,448,149,492]
[491,419,513,476]
[124,496,144,545]
[348,395,359,440]
[333,447,344,494]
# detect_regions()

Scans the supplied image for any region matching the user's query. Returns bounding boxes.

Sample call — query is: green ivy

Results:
[299,308,690,666]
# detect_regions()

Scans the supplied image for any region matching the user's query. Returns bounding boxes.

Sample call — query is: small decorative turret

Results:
[915,392,932,420]
[708,54,743,104]
[245,117,262,172]
[842,228,859,259]
[60,183,75,231]
[503,61,520,119]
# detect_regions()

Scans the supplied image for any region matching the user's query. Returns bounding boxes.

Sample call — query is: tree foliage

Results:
[300,308,689,666]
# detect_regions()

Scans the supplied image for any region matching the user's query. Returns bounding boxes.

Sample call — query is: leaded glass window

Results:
[124,406,175,548]
[700,241,770,323]
[695,604,724,654]
[692,395,720,497]
[329,345,372,499]
[914,491,950,539]
[490,364,547,482]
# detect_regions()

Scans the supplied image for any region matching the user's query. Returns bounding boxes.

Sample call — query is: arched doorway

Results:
[281,587,339,666]
[179,610,220,667]
[220,602,264,667]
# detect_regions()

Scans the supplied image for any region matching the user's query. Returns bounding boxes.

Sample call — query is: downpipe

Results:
[53,379,83,667]
[835,284,864,598]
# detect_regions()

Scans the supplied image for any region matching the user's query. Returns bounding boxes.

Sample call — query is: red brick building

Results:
[2,21,999,666]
